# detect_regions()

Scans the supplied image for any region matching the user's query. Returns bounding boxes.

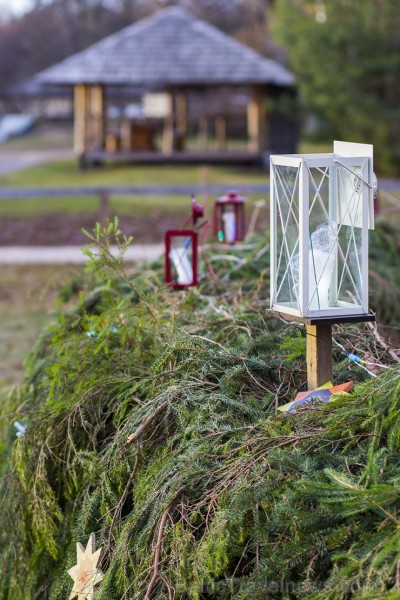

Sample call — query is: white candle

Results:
[169,247,193,285]
[222,208,236,243]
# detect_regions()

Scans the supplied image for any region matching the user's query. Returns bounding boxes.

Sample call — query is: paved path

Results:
[0,149,72,175]
[0,244,164,264]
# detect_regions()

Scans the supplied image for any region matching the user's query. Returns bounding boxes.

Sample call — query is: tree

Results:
[273,0,400,175]
[0,0,137,101]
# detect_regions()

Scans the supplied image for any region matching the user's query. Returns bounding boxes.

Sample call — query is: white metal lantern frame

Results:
[270,142,375,320]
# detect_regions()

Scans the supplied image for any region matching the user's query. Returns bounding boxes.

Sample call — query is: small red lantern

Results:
[164,230,198,289]
[214,191,246,243]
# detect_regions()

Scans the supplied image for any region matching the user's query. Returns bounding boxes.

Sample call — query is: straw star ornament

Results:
[68,533,104,600]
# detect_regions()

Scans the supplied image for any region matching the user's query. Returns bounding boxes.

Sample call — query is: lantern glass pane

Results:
[168,235,194,286]
[307,166,333,311]
[306,163,363,313]
[336,163,364,307]
[274,164,300,309]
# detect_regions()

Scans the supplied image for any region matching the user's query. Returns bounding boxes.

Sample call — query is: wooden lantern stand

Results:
[306,322,333,390]
[273,313,376,390]
[304,314,375,390]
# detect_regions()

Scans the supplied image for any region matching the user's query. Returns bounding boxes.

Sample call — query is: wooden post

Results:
[199,116,208,149]
[247,86,267,153]
[90,85,105,151]
[120,119,132,152]
[162,93,174,154]
[215,116,227,151]
[99,189,109,224]
[176,92,188,137]
[74,84,105,159]
[74,84,88,157]
[306,323,332,390]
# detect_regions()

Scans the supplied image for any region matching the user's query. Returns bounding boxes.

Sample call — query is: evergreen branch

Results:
[126,401,169,446]
[107,448,140,553]
[144,505,172,600]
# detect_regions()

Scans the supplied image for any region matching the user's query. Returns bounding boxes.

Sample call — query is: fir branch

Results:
[126,401,169,446]
[144,505,172,600]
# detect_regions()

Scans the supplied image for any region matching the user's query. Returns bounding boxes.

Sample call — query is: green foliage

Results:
[369,220,400,324]
[0,219,400,598]
[274,0,400,175]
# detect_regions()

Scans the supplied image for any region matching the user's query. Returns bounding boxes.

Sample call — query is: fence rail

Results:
[0,183,270,200]
[0,180,398,223]
[0,184,271,223]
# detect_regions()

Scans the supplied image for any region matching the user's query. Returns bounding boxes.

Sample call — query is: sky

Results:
[0,0,34,17]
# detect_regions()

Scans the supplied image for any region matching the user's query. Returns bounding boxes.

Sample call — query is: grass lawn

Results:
[0,160,269,216]
[0,193,269,219]
[0,134,336,218]
[0,264,85,385]
[0,160,268,187]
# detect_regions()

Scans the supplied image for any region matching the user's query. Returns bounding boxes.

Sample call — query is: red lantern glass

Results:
[214,191,246,243]
[164,230,198,289]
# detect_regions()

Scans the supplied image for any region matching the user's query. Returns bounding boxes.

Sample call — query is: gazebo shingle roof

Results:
[36,7,295,87]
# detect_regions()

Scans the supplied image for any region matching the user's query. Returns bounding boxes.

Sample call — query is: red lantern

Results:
[214,191,246,243]
[164,230,198,289]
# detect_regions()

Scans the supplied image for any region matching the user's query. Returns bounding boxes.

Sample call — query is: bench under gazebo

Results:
[36,6,296,167]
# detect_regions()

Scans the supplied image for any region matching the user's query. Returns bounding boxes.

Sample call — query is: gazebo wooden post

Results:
[247,85,267,154]
[162,89,188,153]
[216,116,227,151]
[199,116,208,149]
[174,90,187,151]
[176,91,188,137]
[74,84,88,163]
[90,84,106,152]
[74,84,105,166]
[162,91,174,154]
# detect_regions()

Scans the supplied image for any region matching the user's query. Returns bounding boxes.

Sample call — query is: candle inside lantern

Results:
[222,207,236,243]
[169,244,193,285]
[165,230,198,289]
[293,223,336,311]
[309,223,336,310]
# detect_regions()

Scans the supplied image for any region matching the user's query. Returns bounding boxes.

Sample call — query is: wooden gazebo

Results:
[36,7,295,166]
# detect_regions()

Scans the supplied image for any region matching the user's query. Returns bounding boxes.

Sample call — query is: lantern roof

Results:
[35,7,295,88]
[216,190,246,204]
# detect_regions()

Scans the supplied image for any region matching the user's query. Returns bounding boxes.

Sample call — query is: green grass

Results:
[0,194,216,216]
[0,193,268,218]
[0,160,268,187]
[0,160,268,216]
[0,196,99,215]
[0,265,83,385]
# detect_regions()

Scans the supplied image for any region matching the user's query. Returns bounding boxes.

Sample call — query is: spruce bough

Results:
[0,220,400,599]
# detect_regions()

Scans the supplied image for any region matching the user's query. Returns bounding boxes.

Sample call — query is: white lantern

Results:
[270,141,375,320]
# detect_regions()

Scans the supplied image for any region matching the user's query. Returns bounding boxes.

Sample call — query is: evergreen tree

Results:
[273,0,400,175]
